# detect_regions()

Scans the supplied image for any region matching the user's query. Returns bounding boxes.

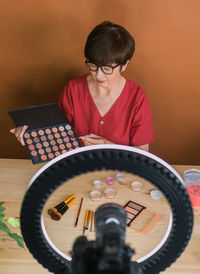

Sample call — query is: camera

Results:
[71,203,142,274]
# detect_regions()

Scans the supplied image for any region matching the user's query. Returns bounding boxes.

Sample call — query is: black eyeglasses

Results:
[85,60,120,75]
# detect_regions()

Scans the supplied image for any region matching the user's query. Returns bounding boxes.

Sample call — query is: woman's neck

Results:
[87,74,126,97]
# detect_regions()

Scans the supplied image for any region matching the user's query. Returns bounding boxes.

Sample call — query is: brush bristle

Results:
[48,208,62,221]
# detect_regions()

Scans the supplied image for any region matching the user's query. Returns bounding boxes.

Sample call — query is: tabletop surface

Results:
[0,158,200,274]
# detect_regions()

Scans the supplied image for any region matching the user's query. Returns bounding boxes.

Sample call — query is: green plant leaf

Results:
[8,232,24,248]
[6,217,20,228]
[0,202,24,248]
[0,202,6,214]
[0,213,5,220]
[0,220,12,234]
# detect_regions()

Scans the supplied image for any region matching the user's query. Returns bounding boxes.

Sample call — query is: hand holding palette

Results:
[8,103,81,164]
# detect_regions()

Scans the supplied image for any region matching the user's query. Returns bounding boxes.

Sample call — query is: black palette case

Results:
[8,103,81,164]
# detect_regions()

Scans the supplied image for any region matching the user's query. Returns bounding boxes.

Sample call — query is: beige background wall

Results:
[1,0,200,164]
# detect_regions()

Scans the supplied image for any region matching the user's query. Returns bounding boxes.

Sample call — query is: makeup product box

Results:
[130,209,162,235]
[8,103,81,164]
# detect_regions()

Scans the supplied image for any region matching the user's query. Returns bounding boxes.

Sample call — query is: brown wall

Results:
[1,0,200,164]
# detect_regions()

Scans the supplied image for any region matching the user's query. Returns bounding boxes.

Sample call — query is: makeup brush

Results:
[53,194,76,212]
[90,211,94,232]
[86,210,91,231]
[74,197,84,227]
[48,194,76,221]
[83,210,89,235]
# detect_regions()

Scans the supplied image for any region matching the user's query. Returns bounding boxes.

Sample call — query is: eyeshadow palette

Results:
[124,200,146,226]
[8,103,81,164]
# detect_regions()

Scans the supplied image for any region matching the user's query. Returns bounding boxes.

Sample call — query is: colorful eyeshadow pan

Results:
[31,131,37,137]
[59,126,64,131]
[26,139,32,144]
[65,125,71,130]
[38,130,44,135]
[23,123,81,164]
[41,135,47,141]
[123,200,146,227]
[8,103,81,165]
[24,132,30,139]
[52,127,58,133]
[46,147,51,153]
[36,143,42,149]
[45,128,51,134]
[124,206,139,215]
[48,134,54,140]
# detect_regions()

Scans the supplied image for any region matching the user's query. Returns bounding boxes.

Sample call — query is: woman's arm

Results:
[79,134,112,146]
[80,134,149,152]
[135,144,149,152]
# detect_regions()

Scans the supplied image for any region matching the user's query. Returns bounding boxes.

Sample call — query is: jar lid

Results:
[116,173,125,182]
[106,176,115,185]
[131,181,143,192]
[104,187,117,199]
[89,190,102,202]
[93,180,102,189]
[150,190,164,200]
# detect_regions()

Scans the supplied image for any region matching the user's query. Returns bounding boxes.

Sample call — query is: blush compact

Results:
[8,103,81,164]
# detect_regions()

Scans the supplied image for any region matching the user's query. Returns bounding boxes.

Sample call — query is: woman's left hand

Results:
[79,134,112,146]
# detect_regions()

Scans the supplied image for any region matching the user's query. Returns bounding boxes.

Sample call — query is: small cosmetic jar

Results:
[116,173,125,182]
[150,190,164,200]
[104,187,117,199]
[131,181,143,192]
[106,176,115,185]
[93,180,102,189]
[89,190,102,202]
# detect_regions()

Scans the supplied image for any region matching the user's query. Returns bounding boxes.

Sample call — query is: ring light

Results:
[20,144,193,273]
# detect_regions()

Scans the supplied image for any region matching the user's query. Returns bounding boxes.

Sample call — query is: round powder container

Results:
[131,181,143,192]
[104,188,117,199]
[150,190,164,200]
[89,190,102,202]
[106,176,115,185]
[93,180,102,189]
[116,173,124,182]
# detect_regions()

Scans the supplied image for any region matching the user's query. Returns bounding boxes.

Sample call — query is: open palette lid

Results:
[8,103,69,130]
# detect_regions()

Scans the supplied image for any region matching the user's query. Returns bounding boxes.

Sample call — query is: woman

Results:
[10,21,154,151]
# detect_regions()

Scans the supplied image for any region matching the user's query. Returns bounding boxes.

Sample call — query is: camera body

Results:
[71,203,143,274]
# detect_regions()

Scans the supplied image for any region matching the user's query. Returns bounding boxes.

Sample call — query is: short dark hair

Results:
[84,21,135,66]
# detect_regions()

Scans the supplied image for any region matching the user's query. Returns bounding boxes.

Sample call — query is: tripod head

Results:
[71,203,142,274]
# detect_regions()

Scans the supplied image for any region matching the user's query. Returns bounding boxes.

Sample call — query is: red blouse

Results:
[58,75,154,146]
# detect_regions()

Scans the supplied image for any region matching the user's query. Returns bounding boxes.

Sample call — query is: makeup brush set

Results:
[48,193,161,236]
[48,196,96,234]
[48,194,77,221]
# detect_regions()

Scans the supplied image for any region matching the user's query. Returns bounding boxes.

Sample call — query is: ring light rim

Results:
[34,145,176,263]
[21,144,193,274]
[27,144,184,188]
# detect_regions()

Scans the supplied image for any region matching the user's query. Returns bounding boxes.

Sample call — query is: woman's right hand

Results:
[10,125,28,146]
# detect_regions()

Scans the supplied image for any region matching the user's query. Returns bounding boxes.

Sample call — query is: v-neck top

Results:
[58,75,154,146]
